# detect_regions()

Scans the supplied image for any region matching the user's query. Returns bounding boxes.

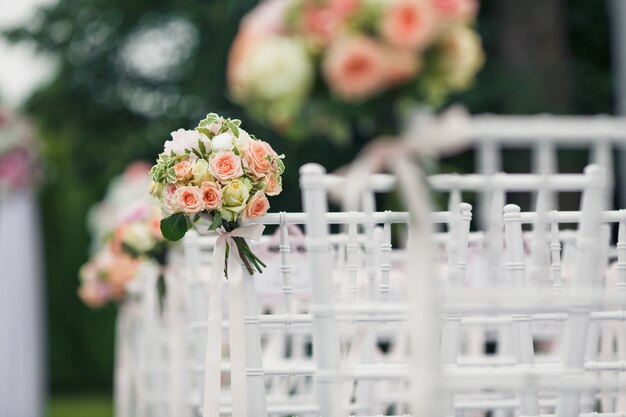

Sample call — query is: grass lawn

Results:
[48,394,113,417]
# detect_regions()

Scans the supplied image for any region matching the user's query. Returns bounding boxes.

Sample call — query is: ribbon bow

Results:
[203,223,265,417]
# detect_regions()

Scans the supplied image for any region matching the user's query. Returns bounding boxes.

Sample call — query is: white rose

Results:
[121,223,156,253]
[211,131,234,152]
[233,37,313,122]
[234,128,253,149]
[164,129,211,156]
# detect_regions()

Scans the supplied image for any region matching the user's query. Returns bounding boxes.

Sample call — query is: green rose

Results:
[148,180,163,198]
[191,159,214,186]
[219,178,251,221]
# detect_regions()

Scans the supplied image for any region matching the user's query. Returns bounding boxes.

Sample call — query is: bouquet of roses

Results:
[109,201,167,266]
[228,0,483,143]
[78,246,142,308]
[79,163,167,308]
[149,113,284,274]
[78,211,166,308]
[0,107,41,194]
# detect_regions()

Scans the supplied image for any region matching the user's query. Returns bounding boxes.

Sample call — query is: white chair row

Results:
[466,114,626,224]
[114,162,626,417]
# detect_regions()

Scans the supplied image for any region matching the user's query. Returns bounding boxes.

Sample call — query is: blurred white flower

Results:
[230,36,313,123]
[87,162,152,252]
[164,128,210,155]
[439,25,484,90]
[234,128,253,149]
[121,222,156,253]
[212,131,234,152]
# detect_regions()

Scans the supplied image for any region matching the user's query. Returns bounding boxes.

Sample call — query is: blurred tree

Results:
[3,0,380,393]
[5,0,263,393]
[3,0,615,395]
[497,0,572,110]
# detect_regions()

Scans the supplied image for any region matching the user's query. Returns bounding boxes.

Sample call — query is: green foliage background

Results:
[3,0,614,394]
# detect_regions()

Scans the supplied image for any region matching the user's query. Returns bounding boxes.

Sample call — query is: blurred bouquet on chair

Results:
[228,0,484,144]
[0,108,41,195]
[79,162,167,308]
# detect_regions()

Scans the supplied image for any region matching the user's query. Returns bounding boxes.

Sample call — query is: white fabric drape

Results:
[0,189,46,417]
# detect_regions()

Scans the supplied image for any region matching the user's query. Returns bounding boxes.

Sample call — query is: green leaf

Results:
[196,127,212,137]
[121,242,143,258]
[198,112,219,128]
[209,211,222,231]
[276,157,285,174]
[225,120,240,137]
[198,139,207,157]
[166,167,177,183]
[160,212,190,241]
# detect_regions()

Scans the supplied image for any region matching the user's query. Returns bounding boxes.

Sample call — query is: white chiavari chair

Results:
[299,162,473,417]
[163,160,463,416]
[115,262,172,417]
[117,158,626,417]
[163,246,192,417]
[467,114,626,225]
[428,170,599,371]
[403,164,624,417]
[442,166,626,417]
[115,288,141,417]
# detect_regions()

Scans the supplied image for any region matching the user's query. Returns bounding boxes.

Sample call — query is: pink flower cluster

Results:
[78,247,141,308]
[228,0,483,129]
[150,115,284,223]
[79,162,166,308]
[0,108,40,192]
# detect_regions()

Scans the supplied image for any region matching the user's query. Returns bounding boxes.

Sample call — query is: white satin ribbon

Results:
[203,223,265,417]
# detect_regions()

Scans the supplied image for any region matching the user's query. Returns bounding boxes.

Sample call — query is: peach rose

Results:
[109,226,126,254]
[175,186,203,214]
[322,36,389,101]
[297,0,359,45]
[264,173,282,196]
[332,0,360,15]
[380,0,435,51]
[78,262,112,308]
[174,160,193,182]
[78,279,111,308]
[149,217,163,238]
[107,254,140,300]
[163,184,179,213]
[242,191,270,220]
[243,141,276,179]
[228,0,291,93]
[209,151,244,182]
[200,181,223,210]
[301,5,344,45]
[385,48,421,85]
[228,31,258,96]
[125,161,151,179]
[239,0,290,35]
[431,0,478,21]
